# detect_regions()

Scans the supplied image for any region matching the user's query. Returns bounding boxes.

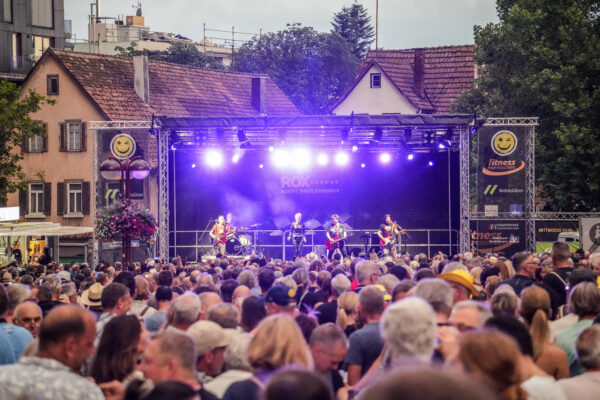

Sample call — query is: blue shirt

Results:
[0,321,33,365]
[344,321,384,376]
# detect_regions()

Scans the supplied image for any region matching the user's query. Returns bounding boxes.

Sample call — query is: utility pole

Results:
[375,0,379,50]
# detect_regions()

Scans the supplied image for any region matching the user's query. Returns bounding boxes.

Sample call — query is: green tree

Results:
[452,0,600,211]
[114,41,145,57]
[0,81,54,201]
[331,0,375,59]
[234,23,360,114]
[115,41,224,70]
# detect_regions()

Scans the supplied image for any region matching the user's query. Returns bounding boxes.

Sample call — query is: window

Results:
[31,0,53,28]
[28,183,44,216]
[2,0,12,22]
[28,135,44,152]
[67,182,82,215]
[32,35,51,60]
[47,74,59,95]
[370,73,382,88]
[60,121,86,152]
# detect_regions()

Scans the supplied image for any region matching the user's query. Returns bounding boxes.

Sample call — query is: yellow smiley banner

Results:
[110,133,137,159]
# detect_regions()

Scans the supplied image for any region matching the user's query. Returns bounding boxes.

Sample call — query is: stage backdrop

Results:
[170,149,460,258]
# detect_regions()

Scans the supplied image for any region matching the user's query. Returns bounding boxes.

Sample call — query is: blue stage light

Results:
[428,161,434,166]
[317,153,329,166]
[380,153,391,163]
[407,153,414,161]
[204,150,224,168]
[335,151,350,166]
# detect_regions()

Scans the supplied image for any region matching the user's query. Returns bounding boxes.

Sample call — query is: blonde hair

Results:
[134,275,150,300]
[520,286,551,360]
[336,291,358,330]
[277,277,298,292]
[246,315,313,371]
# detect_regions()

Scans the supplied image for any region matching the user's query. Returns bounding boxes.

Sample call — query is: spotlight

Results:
[361,163,366,168]
[204,150,224,168]
[291,148,311,170]
[352,145,358,152]
[379,153,391,163]
[428,161,434,167]
[259,164,264,168]
[170,145,176,150]
[191,163,196,168]
[268,146,274,152]
[438,142,446,150]
[317,153,329,166]
[407,153,414,161]
[334,151,350,166]
[232,154,240,163]
[271,148,290,169]
[373,127,383,142]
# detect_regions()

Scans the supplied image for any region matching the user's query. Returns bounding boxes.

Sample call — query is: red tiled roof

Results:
[352,45,475,113]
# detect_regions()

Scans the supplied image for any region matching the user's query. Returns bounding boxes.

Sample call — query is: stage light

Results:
[232,154,240,163]
[259,164,264,168]
[438,142,446,149]
[170,145,176,150]
[380,153,391,163]
[317,153,329,166]
[352,145,358,152]
[205,150,224,168]
[335,151,350,166]
[268,146,274,152]
[191,163,196,168]
[361,163,366,168]
[271,148,290,168]
[428,160,434,167]
[290,148,311,170]
[407,153,414,161]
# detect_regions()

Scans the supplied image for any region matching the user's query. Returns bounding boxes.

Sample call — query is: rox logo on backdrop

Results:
[483,130,525,176]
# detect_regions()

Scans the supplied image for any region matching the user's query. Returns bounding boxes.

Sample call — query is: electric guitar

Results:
[325,236,345,251]
[379,228,406,247]
[212,227,238,245]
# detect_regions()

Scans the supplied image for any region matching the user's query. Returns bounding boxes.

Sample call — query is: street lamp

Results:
[100,155,150,268]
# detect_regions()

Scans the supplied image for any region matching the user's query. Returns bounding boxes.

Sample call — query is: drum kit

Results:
[225,231,253,256]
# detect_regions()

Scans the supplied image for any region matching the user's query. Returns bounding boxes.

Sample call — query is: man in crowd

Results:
[187,320,231,384]
[14,301,43,338]
[0,304,103,399]
[0,285,33,364]
[165,292,202,331]
[96,282,132,343]
[354,261,380,293]
[6,283,31,324]
[345,285,385,385]
[265,284,297,316]
[500,251,537,295]
[543,241,574,306]
[38,274,63,316]
[310,323,348,400]
[559,325,600,398]
[439,269,479,304]
[145,286,172,333]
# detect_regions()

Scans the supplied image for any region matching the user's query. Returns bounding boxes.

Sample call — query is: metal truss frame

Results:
[483,117,539,126]
[459,125,471,254]
[471,212,600,221]
[158,129,170,261]
[89,121,152,130]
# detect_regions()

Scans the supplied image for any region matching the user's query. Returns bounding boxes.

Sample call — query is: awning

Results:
[0,222,94,237]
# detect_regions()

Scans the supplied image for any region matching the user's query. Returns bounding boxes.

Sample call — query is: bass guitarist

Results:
[326,214,347,260]
[209,215,229,256]
[378,214,402,259]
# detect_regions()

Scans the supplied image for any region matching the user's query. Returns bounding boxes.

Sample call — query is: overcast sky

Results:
[64,0,499,49]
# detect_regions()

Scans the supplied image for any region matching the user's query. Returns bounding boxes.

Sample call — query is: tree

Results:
[0,81,54,201]
[331,0,375,59]
[452,0,600,211]
[115,41,225,70]
[234,23,360,114]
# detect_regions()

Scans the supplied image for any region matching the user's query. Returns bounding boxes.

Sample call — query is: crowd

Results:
[1,241,600,400]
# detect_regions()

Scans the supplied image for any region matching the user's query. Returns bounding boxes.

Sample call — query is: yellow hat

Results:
[439,270,480,297]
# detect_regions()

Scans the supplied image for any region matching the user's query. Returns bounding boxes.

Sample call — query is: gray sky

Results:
[64,0,499,49]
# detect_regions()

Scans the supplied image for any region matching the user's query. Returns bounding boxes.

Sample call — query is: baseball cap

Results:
[187,320,231,355]
[58,270,71,282]
[265,284,296,307]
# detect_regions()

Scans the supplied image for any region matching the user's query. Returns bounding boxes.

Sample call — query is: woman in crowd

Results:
[336,291,358,337]
[130,275,157,318]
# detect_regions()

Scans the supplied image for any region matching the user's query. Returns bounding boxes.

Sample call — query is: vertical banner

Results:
[477,126,528,214]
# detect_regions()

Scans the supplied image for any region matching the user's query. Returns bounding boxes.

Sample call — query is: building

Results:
[0,0,65,81]
[4,48,298,265]
[331,45,475,115]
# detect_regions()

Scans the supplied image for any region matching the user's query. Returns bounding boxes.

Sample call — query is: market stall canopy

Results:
[0,222,94,237]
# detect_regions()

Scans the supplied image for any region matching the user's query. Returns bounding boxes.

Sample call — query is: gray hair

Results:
[451,300,492,326]
[413,279,453,317]
[590,253,600,268]
[358,285,384,316]
[237,270,256,289]
[155,330,197,372]
[207,303,240,329]
[356,261,379,285]
[42,274,61,295]
[377,274,400,295]
[331,274,351,297]
[569,282,600,317]
[309,322,347,348]
[442,262,468,274]
[292,268,309,286]
[7,283,31,310]
[169,292,202,326]
[576,325,600,369]
[225,333,252,371]
[489,291,519,316]
[60,282,76,297]
[196,273,214,287]
[381,297,437,362]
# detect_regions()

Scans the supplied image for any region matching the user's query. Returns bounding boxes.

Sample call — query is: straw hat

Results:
[81,283,104,307]
[439,269,480,297]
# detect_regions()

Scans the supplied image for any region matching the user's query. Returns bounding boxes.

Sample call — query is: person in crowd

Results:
[96,282,132,343]
[265,284,297,316]
[257,268,275,297]
[489,290,520,316]
[6,283,31,323]
[392,280,417,302]
[163,292,202,331]
[90,314,147,385]
[187,320,231,384]
[0,304,103,399]
[448,300,492,333]
[316,273,350,325]
[309,323,347,399]
[13,300,43,338]
[559,325,600,399]
[223,315,312,400]
[520,285,569,379]
[543,241,574,307]
[38,274,63,316]
[354,261,380,292]
[500,251,538,295]
[240,295,267,332]
[145,286,173,333]
[336,291,359,337]
[0,284,33,364]
[207,303,239,329]
[80,282,105,319]
[439,269,480,304]
[204,333,253,398]
[263,368,334,400]
[345,285,385,386]
[131,275,157,318]
[556,282,600,376]
[198,292,223,320]
[413,278,453,324]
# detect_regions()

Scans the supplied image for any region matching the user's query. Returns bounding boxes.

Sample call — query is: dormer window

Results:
[370,73,381,88]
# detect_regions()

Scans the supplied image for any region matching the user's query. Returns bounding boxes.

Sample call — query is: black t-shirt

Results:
[12,248,22,262]
[316,300,338,325]
[542,267,573,306]
[328,224,346,240]
[379,223,394,239]
[223,379,260,400]
[199,388,219,400]
[329,369,344,394]
[291,222,305,236]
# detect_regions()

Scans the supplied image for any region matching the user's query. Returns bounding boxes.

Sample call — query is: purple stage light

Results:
[259,164,264,169]
[380,153,391,163]
[204,150,224,168]
[232,154,240,163]
[335,151,349,166]
[271,148,289,168]
[361,163,366,168]
[428,161,434,166]
[438,142,446,149]
[191,163,196,168]
[407,153,414,161]
[317,153,329,166]
[352,145,358,152]
[291,148,311,170]
[268,146,274,152]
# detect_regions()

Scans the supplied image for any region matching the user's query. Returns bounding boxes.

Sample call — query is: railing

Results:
[169,228,459,262]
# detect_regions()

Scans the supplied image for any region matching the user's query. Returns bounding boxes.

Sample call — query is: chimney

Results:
[251,77,266,115]
[413,48,425,98]
[133,54,150,104]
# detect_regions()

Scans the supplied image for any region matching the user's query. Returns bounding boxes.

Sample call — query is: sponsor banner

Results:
[280,175,340,195]
[470,220,526,256]
[477,126,528,212]
[581,218,600,253]
[535,220,578,242]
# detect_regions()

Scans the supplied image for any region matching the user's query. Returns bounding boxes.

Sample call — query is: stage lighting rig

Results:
[372,127,383,142]
[341,128,349,144]
[237,129,250,148]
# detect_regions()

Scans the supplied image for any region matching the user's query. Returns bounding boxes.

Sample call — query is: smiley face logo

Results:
[491,130,517,156]
[110,134,136,159]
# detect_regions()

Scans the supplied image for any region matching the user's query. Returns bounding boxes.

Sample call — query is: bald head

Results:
[233,285,250,301]
[199,292,222,320]
[14,301,43,338]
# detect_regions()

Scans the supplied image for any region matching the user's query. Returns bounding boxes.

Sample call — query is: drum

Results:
[226,238,243,255]
[238,234,252,246]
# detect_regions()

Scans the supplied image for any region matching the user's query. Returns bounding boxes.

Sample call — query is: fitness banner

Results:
[477,126,529,214]
[471,220,526,256]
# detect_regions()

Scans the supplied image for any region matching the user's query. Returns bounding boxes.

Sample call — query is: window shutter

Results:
[59,123,66,152]
[82,181,90,215]
[19,189,27,216]
[57,182,65,215]
[80,122,86,151]
[43,182,51,216]
[42,123,48,152]
[22,137,28,153]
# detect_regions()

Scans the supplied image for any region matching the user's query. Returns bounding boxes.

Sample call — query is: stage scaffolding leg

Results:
[526,124,536,252]
[158,129,170,261]
[459,126,471,254]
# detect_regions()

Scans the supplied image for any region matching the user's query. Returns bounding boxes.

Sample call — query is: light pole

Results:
[100,155,150,268]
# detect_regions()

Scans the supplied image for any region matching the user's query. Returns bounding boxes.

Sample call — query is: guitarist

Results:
[209,215,229,256]
[326,214,347,260]
[378,214,401,259]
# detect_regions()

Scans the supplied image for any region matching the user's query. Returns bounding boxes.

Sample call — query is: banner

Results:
[477,126,528,214]
[470,220,526,256]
